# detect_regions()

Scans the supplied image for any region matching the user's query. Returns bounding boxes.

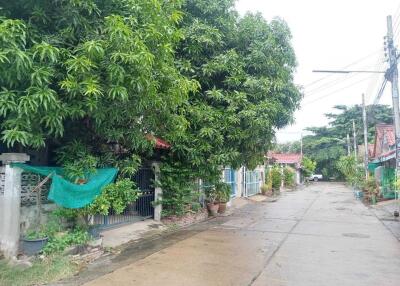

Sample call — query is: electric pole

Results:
[347,133,351,156]
[352,120,357,158]
[386,16,400,177]
[362,94,369,179]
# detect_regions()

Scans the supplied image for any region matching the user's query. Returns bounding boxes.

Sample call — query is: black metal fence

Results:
[94,167,155,227]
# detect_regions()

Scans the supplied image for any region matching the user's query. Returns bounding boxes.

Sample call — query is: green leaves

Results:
[0,89,17,116]
[32,42,59,63]
[1,128,30,147]
[108,85,128,100]
[1,0,195,150]
[169,0,301,181]
[65,56,96,74]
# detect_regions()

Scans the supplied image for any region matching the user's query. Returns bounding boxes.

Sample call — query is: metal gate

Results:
[224,168,237,197]
[94,167,155,227]
[245,169,260,197]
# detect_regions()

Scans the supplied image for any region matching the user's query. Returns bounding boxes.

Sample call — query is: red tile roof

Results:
[146,134,171,149]
[373,124,395,158]
[268,153,302,164]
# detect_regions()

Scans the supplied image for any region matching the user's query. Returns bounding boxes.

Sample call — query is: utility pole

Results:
[352,120,357,158]
[347,133,351,156]
[386,16,400,178]
[362,94,369,179]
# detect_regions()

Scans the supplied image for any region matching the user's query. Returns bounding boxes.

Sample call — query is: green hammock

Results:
[12,163,118,209]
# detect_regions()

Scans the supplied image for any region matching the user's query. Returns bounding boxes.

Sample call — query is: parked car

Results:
[309,174,323,182]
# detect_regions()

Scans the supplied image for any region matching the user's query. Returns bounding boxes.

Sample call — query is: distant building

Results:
[267,152,302,184]
[370,124,396,199]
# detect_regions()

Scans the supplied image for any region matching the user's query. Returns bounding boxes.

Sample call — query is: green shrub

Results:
[159,161,202,217]
[270,167,282,191]
[283,167,295,187]
[88,179,139,215]
[302,156,316,178]
[337,156,364,188]
[42,228,89,255]
[215,182,231,203]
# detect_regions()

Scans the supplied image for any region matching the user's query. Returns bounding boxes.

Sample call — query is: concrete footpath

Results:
[62,183,400,286]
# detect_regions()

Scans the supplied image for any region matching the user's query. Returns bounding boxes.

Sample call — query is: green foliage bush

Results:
[159,161,202,217]
[43,228,89,255]
[336,156,364,188]
[87,179,139,215]
[363,176,378,195]
[270,167,282,191]
[301,156,316,178]
[283,167,295,187]
[215,182,231,203]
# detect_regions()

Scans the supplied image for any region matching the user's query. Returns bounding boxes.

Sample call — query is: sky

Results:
[236,0,400,143]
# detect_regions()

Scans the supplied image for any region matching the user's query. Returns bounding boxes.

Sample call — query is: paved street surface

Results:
[75,183,400,286]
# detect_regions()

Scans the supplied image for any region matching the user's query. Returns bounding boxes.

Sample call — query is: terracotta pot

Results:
[218,202,227,214]
[207,203,219,216]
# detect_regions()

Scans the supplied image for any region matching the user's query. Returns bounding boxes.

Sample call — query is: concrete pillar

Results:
[152,162,162,222]
[238,166,245,197]
[0,153,30,258]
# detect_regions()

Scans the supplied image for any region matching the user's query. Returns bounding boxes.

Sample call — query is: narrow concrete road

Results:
[81,183,400,286]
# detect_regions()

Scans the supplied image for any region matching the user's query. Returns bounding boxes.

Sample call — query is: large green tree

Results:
[167,0,302,182]
[0,0,195,154]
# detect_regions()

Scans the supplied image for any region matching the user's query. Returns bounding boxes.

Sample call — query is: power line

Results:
[302,49,381,89]
[302,76,373,106]
[372,77,388,105]
[365,55,387,104]
[304,61,383,98]
[392,3,400,34]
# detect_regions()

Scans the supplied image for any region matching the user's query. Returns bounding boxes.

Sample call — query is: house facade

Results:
[370,124,396,199]
[222,166,264,198]
[267,153,302,184]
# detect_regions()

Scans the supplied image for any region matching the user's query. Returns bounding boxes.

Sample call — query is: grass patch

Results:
[0,255,78,286]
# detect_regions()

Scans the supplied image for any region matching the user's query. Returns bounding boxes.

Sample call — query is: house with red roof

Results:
[371,124,396,167]
[370,124,397,199]
[267,152,302,184]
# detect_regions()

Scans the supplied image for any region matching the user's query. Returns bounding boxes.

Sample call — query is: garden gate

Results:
[244,169,260,197]
[223,168,237,197]
[94,166,155,227]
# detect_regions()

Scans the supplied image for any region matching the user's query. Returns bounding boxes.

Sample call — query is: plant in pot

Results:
[205,186,219,216]
[216,182,231,214]
[22,182,50,255]
[22,227,49,256]
[363,176,378,205]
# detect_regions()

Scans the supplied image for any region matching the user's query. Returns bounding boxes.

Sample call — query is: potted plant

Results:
[205,186,219,216]
[216,182,231,214]
[22,227,48,256]
[22,183,49,255]
[363,176,378,205]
